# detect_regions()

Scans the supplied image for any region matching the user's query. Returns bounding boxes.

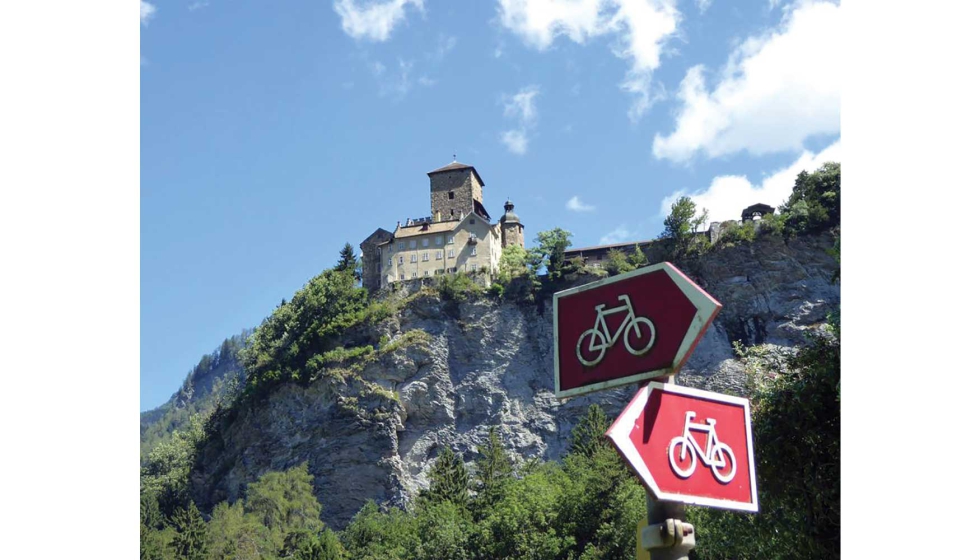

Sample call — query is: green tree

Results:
[341,501,420,560]
[660,196,708,257]
[533,228,573,280]
[417,502,473,560]
[140,416,206,518]
[780,162,840,235]
[422,446,470,508]
[498,244,531,282]
[206,500,275,560]
[602,249,634,276]
[244,463,324,552]
[239,269,370,398]
[472,427,514,516]
[690,322,841,559]
[472,462,573,560]
[569,404,610,459]
[171,502,210,560]
[335,243,361,281]
[628,244,648,268]
[290,529,346,560]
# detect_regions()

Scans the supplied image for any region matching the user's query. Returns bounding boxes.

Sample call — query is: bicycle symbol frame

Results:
[668,411,737,484]
[575,294,656,367]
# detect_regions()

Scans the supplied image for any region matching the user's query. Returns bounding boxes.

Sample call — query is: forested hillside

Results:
[140,332,250,460]
[140,164,841,559]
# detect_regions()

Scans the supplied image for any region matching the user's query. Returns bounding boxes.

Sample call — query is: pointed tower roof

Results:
[426,161,485,186]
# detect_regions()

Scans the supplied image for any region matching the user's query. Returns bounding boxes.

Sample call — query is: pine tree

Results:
[570,404,611,459]
[423,446,470,507]
[170,502,209,560]
[472,426,514,513]
[628,244,648,268]
[334,243,361,281]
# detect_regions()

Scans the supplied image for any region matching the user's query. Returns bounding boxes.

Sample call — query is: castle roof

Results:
[566,240,653,254]
[387,210,493,241]
[427,161,485,186]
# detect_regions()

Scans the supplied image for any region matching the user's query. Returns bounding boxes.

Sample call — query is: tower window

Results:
[448,191,455,199]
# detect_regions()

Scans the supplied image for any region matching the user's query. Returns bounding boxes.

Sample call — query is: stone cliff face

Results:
[190,232,839,529]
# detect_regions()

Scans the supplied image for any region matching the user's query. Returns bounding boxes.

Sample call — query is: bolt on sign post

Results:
[606,381,759,512]
[552,262,721,399]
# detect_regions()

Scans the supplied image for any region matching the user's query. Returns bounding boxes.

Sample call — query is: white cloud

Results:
[600,225,636,245]
[500,86,541,155]
[653,0,841,162]
[504,87,540,124]
[497,0,679,121]
[334,0,424,42]
[431,35,457,61]
[657,139,841,224]
[371,59,416,98]
[188,1,210,11]
[566,195,596,212]
[140,1,156,26]
[695,0,711,13]
[501,130,530,155]
[418,76,436,87]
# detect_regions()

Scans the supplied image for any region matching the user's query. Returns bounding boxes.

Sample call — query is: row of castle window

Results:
[398,265,475,280]
[389,247,476,265]
[393,236,455,252]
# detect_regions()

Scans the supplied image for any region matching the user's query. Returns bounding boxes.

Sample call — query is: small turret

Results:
[499,199,524,249]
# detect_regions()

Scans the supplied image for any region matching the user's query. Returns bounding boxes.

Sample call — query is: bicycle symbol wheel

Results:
[668,437,697,479]
[624,317,656,356]
[576,329,607,367]
[710,443,737,484]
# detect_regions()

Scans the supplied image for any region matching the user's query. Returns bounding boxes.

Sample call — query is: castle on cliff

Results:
[360,161,524,292]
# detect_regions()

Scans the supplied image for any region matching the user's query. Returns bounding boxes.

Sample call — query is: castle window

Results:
[448,249,455,258]
[400,274,405,280]
[409,240,417,249]
[436,251,442,260]
[435,236,443,245]
[471,247,477,256]
[422,252,429,261]
[448,191,455,199]
[398,242,405,250]
[411,255,418,263]
[424,270,430,276]
[422,238,429,248]
[470,264,478,271]
[398,256,404,265]
[388,258,392,266]
[412,272,418,278]
[470,219,475,225]
[447,236,454,245]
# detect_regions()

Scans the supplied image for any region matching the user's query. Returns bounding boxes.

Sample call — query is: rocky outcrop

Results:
[190,232,839,529]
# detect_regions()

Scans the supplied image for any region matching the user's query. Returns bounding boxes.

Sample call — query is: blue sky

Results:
[140,0,841,411]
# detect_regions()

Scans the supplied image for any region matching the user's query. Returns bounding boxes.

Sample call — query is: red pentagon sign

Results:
[552,262,721,399]
[606,381,758,512]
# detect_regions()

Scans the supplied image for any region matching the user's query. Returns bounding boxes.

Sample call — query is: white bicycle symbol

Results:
[668,411,737,483]
[575,294,656,367]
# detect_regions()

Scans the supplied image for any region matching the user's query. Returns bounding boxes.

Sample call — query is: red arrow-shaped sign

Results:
[553,262,721,399]
[606,381,758,512]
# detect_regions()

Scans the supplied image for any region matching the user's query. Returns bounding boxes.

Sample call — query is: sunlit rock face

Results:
[189,232,839,529]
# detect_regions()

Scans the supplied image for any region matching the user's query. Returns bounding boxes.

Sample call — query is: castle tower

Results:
[499,199,524,249]
[427,161,485,222]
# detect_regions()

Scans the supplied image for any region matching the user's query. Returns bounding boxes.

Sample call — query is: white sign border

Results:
[605,381,759,513]
[552,262,722,399]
